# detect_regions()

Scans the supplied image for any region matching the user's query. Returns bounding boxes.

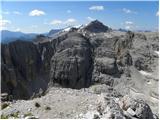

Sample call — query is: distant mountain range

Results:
[48,29,62,37]
[0,29,62,43]
[0,30,38,43]
[0,26,154,43]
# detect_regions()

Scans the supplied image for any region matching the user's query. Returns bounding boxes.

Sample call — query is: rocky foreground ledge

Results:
[1,84,158,119]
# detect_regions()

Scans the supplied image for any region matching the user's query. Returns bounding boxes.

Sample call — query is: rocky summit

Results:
[1,20,159,119]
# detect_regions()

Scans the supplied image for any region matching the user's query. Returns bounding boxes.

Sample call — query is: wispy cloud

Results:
[87,16,95,21]
[0,19,11,30]
[67,10,72,13]
[125,21,134,25]
[50,20,62,25]
[156,11,159,16]
[122,8,137,14]
[15,28,21,31]
[49,18,77,26]
[123,21,135,30]
[2,11,10,15]
[65,18,76,24]
[29,9,45,16]
[31,25,38,28]
[0,19,11,27]
[125,26,131,30]
[1,11,22,15]
[13,11,22,15]
[89,5,104,11]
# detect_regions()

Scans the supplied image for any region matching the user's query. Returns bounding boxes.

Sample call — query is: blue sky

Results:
[0,1,159,33]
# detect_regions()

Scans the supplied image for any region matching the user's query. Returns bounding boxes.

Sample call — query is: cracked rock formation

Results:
[1,20,159,118]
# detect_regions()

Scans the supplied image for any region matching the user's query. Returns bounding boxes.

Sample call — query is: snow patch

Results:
[63,25,82,32]
[154,51,159,55]
[139,70,152,76]
[74,25,81,28]
[63,27,71,32]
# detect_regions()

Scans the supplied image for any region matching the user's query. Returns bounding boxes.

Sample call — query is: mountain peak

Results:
[83,20,111,33]
[89,19,102,24]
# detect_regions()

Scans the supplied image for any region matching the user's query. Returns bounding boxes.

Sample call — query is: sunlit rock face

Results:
[1,21,159,117]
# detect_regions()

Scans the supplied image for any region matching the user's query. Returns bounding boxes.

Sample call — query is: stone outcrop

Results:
[50,32,94,88]
[1,30,70,99]
[96,94,154,119]
[1,20,159,117]
[119,95,154,119]
[1,40,51,99]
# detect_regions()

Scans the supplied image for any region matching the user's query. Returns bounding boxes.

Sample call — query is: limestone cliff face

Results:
[1,41,49,99]
[1,30,71,99]
[50,32,94,89]
[1,21,159,103]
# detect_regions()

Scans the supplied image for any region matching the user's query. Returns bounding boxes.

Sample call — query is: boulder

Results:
[114,31,134,57]
[119,51,133,66]
[126,107,136,116]
[97,93,125,119]
[92,57,120,85]
[94,57,119,75]
[119,95,154,119]
[1,93,9,102]
[50,32,93,89]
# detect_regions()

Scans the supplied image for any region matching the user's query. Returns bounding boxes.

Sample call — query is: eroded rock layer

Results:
[1,21,159,116]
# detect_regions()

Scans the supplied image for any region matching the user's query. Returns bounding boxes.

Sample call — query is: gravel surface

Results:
[1,87,101,119]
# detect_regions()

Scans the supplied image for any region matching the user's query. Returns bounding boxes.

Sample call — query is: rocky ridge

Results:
[1,20,159,118]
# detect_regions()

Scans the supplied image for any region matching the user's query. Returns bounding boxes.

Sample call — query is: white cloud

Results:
[15,28,21,31]
[122,8,131,13]
[2,11,10,15]
[156,11,159,16]
[31,25,38,28]
[87,17,95,21]
[89,5,104,11]
[29,9,45,16]
[122,8,137,14]
[0,19,11,30]
[49,18,77,26]
[50,20,62,25]
[0,19,11,27]
[65,18,76,24]
[64,18,77,26]
[13,11,22,15]
[67,10,71,13]
[125,21,134,25]
[123,21,134,30]
[125,26,131,30]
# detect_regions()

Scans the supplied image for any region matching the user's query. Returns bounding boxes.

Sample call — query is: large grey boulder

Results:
[95,57,119,75]
[92,57,119,86]
[97,93,125,119]
[96,94,154,119]
[119,95,154,119]
[50,32,93,89]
